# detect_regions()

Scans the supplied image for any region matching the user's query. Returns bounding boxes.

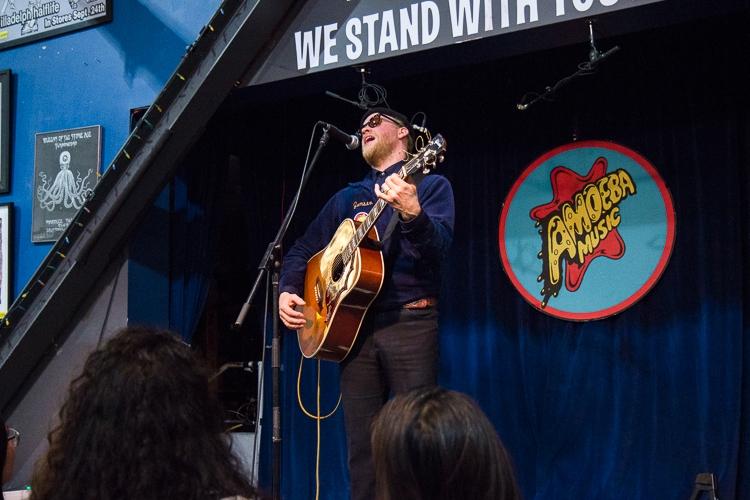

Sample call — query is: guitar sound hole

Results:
[332,255,344,282]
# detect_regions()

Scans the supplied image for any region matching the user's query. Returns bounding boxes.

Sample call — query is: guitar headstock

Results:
[403,134,447,177]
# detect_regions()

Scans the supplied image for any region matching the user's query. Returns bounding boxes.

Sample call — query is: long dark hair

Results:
[31,326,256,500]
[371,386,520,500]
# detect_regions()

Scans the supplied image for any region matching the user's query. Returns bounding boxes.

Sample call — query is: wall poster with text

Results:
[0,0,112,51]
[32,125,100,243]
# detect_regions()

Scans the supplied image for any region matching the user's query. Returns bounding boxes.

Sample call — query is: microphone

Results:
[586,20,620,69]
[590,45,620,66]
[319,121,360,150]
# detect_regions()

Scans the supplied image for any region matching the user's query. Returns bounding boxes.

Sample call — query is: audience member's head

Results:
[31,326,256,500]
[371,386,520,500]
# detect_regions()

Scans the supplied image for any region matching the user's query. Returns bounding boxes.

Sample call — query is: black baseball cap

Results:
[360,107,411,129]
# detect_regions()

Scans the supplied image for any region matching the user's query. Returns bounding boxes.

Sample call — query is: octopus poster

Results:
[32,125,100,243]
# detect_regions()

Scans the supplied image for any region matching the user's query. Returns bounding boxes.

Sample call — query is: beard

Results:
[362,138,392,167]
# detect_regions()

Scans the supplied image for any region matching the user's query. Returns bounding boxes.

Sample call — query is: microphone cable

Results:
[357,66,389,109]
[325,67,389,110]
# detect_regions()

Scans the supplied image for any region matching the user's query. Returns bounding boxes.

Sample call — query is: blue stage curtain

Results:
[168,160,223,343]
[439,112,749,499]
[256,17,750,499]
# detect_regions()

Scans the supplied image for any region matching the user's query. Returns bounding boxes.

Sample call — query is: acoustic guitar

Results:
[297,134,447,362]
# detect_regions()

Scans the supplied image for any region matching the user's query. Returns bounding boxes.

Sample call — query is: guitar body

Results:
[297,219,384,361]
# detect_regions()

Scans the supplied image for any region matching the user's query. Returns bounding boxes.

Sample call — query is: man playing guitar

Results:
[278,107,455,500]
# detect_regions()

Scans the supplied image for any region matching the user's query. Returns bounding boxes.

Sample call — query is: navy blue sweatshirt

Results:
[279,161,455,311]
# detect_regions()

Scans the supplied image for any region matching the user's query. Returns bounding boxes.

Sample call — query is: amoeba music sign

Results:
[499,141,675,321]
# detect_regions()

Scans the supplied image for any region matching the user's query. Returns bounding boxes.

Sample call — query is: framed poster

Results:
[0,203,11,318]
[0,0,112,51]
[32,125,100,243]
[1,68,9,193]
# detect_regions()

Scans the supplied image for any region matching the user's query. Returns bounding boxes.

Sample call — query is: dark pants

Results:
[339,306,439,500]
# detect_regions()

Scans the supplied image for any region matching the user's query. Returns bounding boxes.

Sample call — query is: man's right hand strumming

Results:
[279,292,306,330]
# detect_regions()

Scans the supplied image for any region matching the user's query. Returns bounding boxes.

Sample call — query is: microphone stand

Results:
[233,126,332,500]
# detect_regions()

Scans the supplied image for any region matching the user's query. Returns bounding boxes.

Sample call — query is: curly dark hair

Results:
[31,326,256,500]
[371,386,521,500]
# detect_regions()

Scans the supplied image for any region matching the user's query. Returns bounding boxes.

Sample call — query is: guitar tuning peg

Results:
[438,154,445,163]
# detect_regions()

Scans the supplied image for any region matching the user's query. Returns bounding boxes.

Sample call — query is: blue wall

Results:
[0,0,220,303]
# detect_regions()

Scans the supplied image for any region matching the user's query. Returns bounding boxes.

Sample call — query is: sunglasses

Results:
[360,113,404,133]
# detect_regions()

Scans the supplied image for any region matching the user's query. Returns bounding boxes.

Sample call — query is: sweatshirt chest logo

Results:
[353,212,368,223]
[353,200,373,210]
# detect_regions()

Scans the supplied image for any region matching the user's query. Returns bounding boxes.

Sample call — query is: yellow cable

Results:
[316,359,321,500]
[296,355,342,500]
[296,355,342,419]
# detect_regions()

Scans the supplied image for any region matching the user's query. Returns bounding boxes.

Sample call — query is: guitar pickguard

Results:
[319,219,360,304]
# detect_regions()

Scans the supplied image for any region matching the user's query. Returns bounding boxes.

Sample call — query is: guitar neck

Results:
[338,133,445,262]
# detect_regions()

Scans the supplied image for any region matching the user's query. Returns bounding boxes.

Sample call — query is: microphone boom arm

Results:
[516,20,620,111]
